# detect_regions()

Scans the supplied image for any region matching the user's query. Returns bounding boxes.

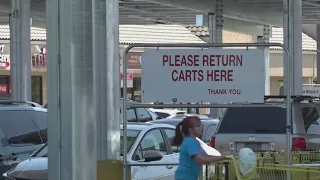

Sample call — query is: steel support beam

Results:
[46,0,96,179]
[10,0,31,101]
[208,0,224,119]
[292,0,303,95]
[257,25,271,95]
[145,0,283,26]
[93,0,121,161]
[317,24,320,82]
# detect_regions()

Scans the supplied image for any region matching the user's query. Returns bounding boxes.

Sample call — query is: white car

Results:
[149,108,186,119]
[3,123,179,180]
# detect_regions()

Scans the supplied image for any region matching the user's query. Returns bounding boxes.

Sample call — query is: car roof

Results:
[0,105,47,111]
[149,108,186,113]
[152,118,220,124]
[120,122,175,131]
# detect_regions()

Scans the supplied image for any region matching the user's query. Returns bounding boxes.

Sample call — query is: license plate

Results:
[244,143,261,151]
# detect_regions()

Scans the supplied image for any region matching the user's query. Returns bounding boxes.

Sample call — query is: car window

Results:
[155,112,171,118]
[163,128,179,153]
[204,124,217,142]
[127,108,138,122]
[35,144,48,157]
[120,130,140,156]
[152,120,180,127]
[136,108,152,122]
[32,111,48,143]
[133,129,167,161]
[0,110,42,146]
[147,109,161,120]
[217,107,287,134]
[302,107,320,132]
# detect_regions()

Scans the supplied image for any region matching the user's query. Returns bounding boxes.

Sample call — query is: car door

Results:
[162,128,179,172]
[0,110,43,167]
[132,129,175,180]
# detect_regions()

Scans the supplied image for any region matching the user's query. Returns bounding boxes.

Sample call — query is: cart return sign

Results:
[141,49,265,103]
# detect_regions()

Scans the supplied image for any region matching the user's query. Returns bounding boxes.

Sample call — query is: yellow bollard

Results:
[97,160,131,180]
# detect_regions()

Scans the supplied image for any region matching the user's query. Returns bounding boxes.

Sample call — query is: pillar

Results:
[317,25,320,82]
[10,0,31,101]
[283,0,302,169]
[93,0,120,160]
[257,25,271,95]
[209,0,224,118]
[46,0,97,179]
[283,0,302,95]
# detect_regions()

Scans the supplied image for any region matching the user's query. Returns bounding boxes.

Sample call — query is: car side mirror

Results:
[144,150,163,162]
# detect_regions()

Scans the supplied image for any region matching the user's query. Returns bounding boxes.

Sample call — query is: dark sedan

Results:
[150,117,220,144]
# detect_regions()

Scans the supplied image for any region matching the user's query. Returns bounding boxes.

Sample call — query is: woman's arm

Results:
[192,154,226,165]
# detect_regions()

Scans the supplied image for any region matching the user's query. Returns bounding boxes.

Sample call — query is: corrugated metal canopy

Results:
[0,24,206,44]
[0,0,318,40]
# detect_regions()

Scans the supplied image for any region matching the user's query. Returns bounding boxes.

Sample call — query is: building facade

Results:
[0,24,317,104]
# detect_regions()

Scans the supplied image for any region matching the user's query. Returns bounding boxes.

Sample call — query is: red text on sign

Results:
[163,55,200,66]
[207,70,233,81]
[202,55,242,66]
[172,70,204,81]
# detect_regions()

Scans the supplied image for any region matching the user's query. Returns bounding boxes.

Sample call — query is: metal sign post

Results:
[122,43,291,180]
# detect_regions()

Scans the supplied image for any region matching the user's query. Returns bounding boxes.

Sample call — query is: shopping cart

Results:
[202,149,320,180]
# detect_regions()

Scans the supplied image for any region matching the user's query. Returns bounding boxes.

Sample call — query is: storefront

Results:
[0,42,47,104]
[121,51,142,102]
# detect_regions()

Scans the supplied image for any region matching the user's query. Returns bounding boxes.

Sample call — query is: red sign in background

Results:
[32,54,47,68]
[0,84,9,94]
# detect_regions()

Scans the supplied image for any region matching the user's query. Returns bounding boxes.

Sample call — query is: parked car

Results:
[150,117,220,145]
[211,101,320,154]
[4,123,179,180]
[149,108,186,119]
[0,101,47,180]
[44,99,162,122]
[174,113,210,119]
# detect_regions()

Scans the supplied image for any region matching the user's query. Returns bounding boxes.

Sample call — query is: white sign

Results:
[303,84,320,97]
[141,49,265,103]
[121,72,133,88]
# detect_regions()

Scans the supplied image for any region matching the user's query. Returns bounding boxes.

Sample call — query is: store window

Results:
[278,80,284,95]
[0,75,10,99]
[0,76,43,104]
[31,76,43,104]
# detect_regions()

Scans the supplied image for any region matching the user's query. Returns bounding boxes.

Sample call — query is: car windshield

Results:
[34,130,141,157]
[217,107,287,134]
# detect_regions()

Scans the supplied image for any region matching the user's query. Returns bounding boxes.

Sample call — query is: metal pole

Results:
[47,0,96,179]
[317,25,320,82]
[10,0,31,101]
[292,0,302,95]
[122,43,292,180]
[92,0,108,161]
[208,0,224,119]
[257,26,271,95]
[106,0,120,159]
[46,0,60,179]
[283,0,292,170]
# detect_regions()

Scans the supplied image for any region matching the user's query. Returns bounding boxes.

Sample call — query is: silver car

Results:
[3,123,180,180]
[211,101,320,154]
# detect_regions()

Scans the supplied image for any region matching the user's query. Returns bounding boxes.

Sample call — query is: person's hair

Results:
[173,116,201,146]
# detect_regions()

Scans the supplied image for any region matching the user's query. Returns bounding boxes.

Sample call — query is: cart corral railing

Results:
[126,151,320,180]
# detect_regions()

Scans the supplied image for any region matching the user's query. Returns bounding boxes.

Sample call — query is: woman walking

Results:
[174,116,225,180]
